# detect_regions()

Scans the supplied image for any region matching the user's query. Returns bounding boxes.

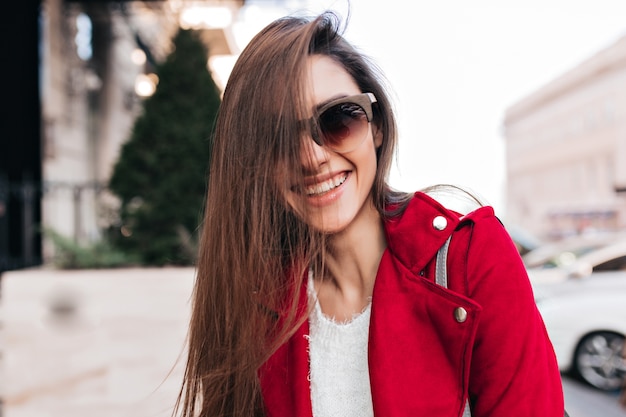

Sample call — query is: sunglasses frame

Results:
[310,92,377,152]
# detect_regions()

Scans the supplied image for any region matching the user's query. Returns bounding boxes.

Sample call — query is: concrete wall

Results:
[1,267,194,417]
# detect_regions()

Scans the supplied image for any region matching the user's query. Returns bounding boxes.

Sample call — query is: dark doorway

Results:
[1,2,43,273]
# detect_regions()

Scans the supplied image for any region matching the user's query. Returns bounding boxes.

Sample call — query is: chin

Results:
[312,216,354,235]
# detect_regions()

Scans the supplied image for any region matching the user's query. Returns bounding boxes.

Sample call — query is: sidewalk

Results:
[1,266,195,417]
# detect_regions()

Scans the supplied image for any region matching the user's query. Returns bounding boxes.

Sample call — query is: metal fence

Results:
[0,177,110,273]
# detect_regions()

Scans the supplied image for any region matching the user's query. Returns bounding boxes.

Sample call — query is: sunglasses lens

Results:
[319,102,369,151]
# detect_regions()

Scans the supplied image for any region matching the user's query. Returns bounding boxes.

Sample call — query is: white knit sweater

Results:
[306,278,374,417]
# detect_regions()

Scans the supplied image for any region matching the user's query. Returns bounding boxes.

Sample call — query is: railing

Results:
[0,177,109,273]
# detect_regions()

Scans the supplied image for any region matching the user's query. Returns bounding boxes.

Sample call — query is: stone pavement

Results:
[1,266,195,417]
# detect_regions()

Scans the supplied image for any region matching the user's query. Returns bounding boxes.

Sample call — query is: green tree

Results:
[109,28,220,265]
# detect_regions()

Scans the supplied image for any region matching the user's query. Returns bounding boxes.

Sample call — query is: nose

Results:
[300,135,330,170]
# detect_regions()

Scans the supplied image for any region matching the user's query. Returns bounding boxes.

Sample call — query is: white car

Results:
[522,234,619,270]
[534,271,626,391]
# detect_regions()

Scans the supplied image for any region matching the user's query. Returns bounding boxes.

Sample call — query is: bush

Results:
[43,228,140,269]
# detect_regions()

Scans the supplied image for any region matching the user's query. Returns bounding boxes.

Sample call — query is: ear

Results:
[373,124,383,148]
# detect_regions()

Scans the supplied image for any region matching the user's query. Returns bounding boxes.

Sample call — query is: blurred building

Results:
[19,0,245,265]
[503,34,626,240]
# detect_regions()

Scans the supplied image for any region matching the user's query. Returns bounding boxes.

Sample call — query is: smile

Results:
[305,173,348,196]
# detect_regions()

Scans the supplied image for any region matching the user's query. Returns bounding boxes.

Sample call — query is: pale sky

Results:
[230,0,626,218]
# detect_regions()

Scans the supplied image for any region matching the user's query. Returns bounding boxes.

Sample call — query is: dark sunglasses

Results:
[309,92,377,153]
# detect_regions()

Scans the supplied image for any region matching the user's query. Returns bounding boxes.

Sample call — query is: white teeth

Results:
[305,174,347,196]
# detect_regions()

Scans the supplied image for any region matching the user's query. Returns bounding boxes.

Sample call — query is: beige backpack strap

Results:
[435,234,472,417]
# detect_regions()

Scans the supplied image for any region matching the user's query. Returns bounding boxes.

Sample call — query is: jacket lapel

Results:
[369,248,481,416]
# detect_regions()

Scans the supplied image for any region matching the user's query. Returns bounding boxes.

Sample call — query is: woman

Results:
[176,11,565,417]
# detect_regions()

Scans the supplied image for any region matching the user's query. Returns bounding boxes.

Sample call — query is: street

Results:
[1,267,625,416]
[563,374,626,416]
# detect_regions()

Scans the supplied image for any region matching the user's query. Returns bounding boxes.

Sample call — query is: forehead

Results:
[307,55,361,106]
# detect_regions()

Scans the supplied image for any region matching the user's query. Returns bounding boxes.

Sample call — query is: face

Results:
[281,55,383,233]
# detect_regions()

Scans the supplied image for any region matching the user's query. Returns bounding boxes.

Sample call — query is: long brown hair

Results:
[175,11,405,417]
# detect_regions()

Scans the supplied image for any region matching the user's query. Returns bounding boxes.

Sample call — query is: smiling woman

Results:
[175,10,566,417]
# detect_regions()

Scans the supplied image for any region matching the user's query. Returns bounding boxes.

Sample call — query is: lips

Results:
[304,172,348,196]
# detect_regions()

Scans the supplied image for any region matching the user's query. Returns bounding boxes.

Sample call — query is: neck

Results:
[313,200,387,320]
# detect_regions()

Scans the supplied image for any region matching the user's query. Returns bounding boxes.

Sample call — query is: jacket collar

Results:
[383,192,460,277]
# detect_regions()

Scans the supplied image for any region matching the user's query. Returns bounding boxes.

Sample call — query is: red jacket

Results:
[259,192,564,417]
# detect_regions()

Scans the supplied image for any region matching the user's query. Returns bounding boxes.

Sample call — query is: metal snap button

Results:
[454,307,468,323]
[432,216,447,231]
